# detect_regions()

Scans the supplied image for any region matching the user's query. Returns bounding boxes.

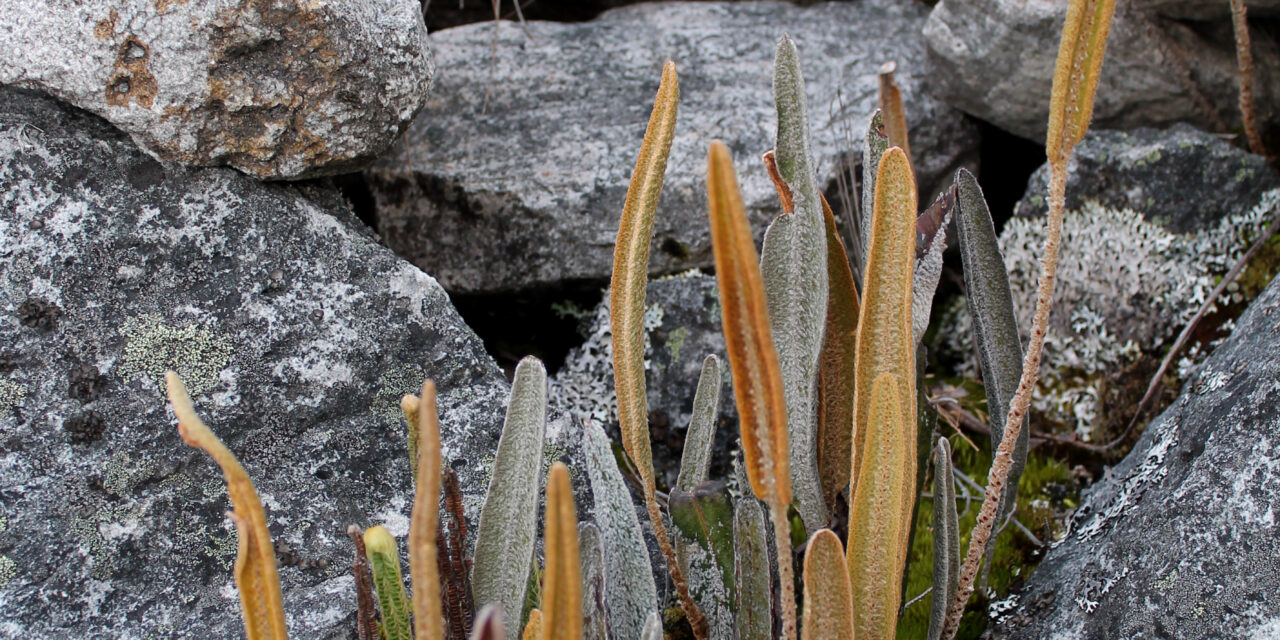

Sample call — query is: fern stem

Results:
[939,161,1068,638]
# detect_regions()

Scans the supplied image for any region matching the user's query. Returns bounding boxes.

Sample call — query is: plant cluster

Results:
[166,1,1120,637]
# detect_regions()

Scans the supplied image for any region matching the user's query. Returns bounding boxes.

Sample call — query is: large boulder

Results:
[367,0,980,293]
[924,0,1280,142]
[0,0,434,179]
[991,271,1280,639]
[0,87,579,638]
[939,125,1280,438]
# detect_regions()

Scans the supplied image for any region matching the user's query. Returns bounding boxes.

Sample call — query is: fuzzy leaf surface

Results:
[732,499,773,640]
[610,61,679,493]
[582,421,658,639]
[927,438,960,640]
[859,111,889,277]
[846,374,911,640]
[473,357,547,638]
[410,381,445,640]
[802,529,855,640]
[707,141,790,507]
[676,354,722,491]
[541,463,582,640]
[817,194,860,510]
[764,35,830,532]
[577,523,609,640]
[1047,0,1118,162]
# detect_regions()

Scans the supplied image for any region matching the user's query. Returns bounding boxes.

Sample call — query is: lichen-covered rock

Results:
[0,0,434,179]
[939,126,1280,438]
[0,87,581,637]
[367,0,979,293]
[990,273,1280,639]
[552,271,738,489]
[924,0,1280,142]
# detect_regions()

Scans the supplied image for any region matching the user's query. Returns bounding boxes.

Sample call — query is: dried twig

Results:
[347,525,380,640]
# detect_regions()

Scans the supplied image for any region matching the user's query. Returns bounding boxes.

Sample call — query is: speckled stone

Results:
[0,87,582,638]
[1015,124,1280,233]
[924,0,1280,142]
[991,273,1280,639]
[367,0,979,293]
[0,0,434,179]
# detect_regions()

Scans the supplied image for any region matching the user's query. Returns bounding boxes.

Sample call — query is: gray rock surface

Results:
[368,0,979,293]
[924,0,1280,142]
[0,0,434,179]
[0,87,582,638]
[990,272,1280,639]
[1015,124,1280,232]
[552,271,738,489]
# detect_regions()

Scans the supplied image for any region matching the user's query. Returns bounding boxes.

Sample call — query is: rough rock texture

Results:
[368,0,979,293]
[940,125,1280,437]
[0,87,583,638]
[1015,124,1280,232]
[552,271,739,489]
[990,273,1280,639]
[0,0,434,179]
[924,0,1280,142]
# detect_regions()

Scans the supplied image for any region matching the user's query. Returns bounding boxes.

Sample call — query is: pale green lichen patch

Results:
[666,326,689,364]
[0,555,17,588]
[0,379,28,413]
[103,452,159,498]
[372,363,425,424]
[117,314,232,396]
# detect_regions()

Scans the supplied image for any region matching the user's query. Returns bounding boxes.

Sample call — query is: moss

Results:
[896,436,1077,639]
[0,378,28,413]
[0,555,16,588]
[117,314,232,396]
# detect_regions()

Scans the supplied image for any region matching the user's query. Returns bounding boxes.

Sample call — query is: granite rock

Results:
[0,87,583,638]
[924,0,1280,142]
[367,0,979,293]
[0,0,434,179]
[991,272,1280,639]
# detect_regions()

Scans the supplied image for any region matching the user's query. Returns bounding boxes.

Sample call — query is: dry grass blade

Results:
[802,529,855,640]
[541,463,583,640]
[818,193,860,510]
[942,1,1117,636]
[876,62,912,173]
[851,148,917,499]
[707,141,791,507]
[611,60,679,490]
[411,381,446,640]
[166,371,287,640]
[846,373,911,640]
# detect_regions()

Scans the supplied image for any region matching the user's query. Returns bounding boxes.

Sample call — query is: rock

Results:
[552,271,739,489]
[990,272,1280,639]
[367,0,979,293]
[1132,0,1280,20]
[0,87,582,637]
[0,0,434,179]
[924,0,1280,142]
[1015,124,1280,233]
[939,125,1280,438]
